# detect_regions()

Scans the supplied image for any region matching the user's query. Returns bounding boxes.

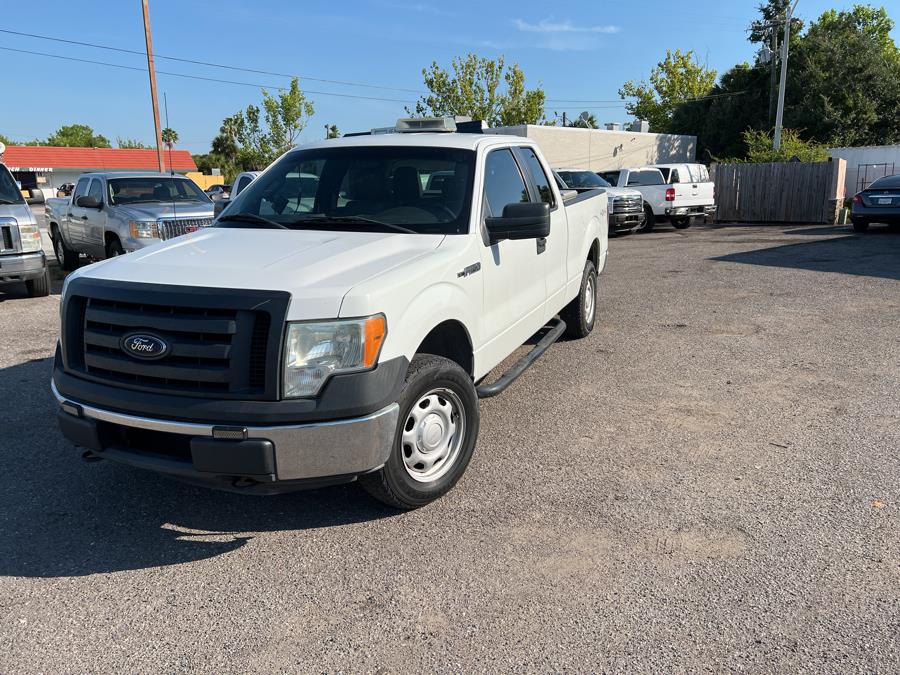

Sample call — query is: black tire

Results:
[672,217,692,229]
[852,219,869,232]
[560,258,597,339]
[26,267,51,297]
[359,355,480,510]
[51,225,79,271]
[106,237,125,258]
[641,205,656,232]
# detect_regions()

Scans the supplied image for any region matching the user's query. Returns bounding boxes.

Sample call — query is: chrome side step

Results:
[476,318,566,399]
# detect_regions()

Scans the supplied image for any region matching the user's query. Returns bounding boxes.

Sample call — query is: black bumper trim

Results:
[54,347,408,426]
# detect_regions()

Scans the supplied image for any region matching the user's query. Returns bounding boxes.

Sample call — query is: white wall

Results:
[489,124,697,171]
[829,145,900,197]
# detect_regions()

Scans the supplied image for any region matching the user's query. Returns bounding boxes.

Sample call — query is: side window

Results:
[73,177,90,200]
[235,175,252,195]
[599,171,620,186]
[626,172,641,187]
[518,147,554,207]
[670,169,681,184]
[88,179,103,203]
[483,149,529,217]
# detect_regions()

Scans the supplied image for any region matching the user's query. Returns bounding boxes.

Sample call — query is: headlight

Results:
[283,315,387,398]
[18,222,43,253]
[129,220,159,238]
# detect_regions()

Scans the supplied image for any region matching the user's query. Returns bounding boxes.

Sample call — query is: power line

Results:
[0,46,417,103]
[0,27,425,95]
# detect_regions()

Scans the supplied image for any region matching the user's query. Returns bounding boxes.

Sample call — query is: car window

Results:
[518,148,554,206]
[868,175,900,190]
[627,170,664,187]
[73,177,90,200]
[88,179,103,203]
[483,149,529,217]
[235,175,252,195]
[557,171,609,189]
[0,164,25,204]
[670,169,681,183]
[598,171,620,186]
[107,177,209,205]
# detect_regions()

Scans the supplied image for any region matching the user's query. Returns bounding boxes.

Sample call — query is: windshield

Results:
[0,164,25,204]
[107,177,210,205]
[868,175,900,190]
[556,170,610,189]
[222,146,476,234]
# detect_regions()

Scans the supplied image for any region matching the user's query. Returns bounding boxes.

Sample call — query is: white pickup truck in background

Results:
[599,164,716,231]
[53,118,608,509]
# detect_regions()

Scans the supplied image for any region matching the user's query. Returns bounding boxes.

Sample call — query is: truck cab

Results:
[53,119,608,509]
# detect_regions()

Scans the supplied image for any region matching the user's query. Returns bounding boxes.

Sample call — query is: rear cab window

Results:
[626,170,664,187]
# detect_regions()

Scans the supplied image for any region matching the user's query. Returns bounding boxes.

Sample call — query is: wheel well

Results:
[588,238,599,269]
[104,231,120,246]
[415,320,473,376]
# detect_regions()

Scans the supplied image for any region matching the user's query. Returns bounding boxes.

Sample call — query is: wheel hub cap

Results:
[401,388,466,483]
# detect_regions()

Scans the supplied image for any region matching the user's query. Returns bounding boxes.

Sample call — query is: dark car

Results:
[851,174,900,232]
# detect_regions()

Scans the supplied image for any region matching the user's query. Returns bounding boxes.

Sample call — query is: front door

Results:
[65,177,92,246]
[477,148,547,373]
[82,178,108,256]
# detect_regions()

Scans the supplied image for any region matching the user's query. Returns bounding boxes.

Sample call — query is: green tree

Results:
[161,128,179,146]
[261,78,314,157]
[46,124,111,148]
[619,49,717,133]
[569,113,599,129]
[741,128,829,162]
[326,124,341,139]
[413,54,546,127]
[117,137,147,149]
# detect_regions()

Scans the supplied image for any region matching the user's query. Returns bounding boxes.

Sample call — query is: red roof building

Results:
[2,145,196,173]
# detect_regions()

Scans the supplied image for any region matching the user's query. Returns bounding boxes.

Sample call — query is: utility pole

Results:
[768,27,778,126]
[773,0,799,151]
[141,0,165,172]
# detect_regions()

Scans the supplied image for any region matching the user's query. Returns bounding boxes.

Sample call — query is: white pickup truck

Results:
[52,118,608,509]
[599,163,716,231]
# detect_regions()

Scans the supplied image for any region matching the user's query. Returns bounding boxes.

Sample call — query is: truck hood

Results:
[77,227,445,319]
[603,187,642,199]
[115,201,214,220]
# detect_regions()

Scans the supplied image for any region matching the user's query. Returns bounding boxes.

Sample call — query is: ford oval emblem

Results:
[121,333,170,360]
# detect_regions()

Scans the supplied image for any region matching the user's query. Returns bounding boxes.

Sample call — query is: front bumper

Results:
[0,251,46,283]
[609,211,645,231]
[52,381,399,493]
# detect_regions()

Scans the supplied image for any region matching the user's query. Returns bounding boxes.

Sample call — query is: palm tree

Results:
[161,127,179,148]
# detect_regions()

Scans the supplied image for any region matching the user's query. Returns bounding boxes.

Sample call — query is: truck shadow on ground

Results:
[710,229,900,281]
[0,358,398,578]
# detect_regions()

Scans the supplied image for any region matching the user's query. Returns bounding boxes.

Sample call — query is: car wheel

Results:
[26,267,52,297]
[106,237,125,258]
[561,258,597,339]
[641,205,655,232]
[51,225,79,271]
[852,220,869,232]
[359,355,479,510]
[672,217,692,229]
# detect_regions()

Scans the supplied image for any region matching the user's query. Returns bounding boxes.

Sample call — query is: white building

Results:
[488,124,697,171]
[829,145,900,198]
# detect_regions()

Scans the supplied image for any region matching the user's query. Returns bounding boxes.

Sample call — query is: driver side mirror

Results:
[75,195,101,209]
[485,202,550,244]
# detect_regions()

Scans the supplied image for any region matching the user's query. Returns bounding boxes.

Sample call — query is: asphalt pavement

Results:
[0,223,897,672]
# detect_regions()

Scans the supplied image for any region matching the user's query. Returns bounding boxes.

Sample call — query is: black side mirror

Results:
[75,195,101,209]
[213,198,230,217]
[485,202,550,243]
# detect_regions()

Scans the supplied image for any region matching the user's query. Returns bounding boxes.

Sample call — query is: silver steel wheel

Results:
[400,387,466,483]
[584,273,596,324]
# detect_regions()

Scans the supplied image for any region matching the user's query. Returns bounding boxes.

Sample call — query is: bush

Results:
[742,128,829,163]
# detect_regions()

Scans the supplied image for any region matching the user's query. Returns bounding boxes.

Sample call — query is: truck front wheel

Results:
[360,355,479,509]
[641,205,656,232]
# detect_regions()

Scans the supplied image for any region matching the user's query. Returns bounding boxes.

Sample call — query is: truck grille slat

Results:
[612,195,643,213]
[158,217,214,241]
[62,285,288,400]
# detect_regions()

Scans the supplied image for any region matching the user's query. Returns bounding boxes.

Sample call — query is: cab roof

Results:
[297,132,531,153]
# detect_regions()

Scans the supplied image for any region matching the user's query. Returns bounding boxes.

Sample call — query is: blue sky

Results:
[2,0,898,154]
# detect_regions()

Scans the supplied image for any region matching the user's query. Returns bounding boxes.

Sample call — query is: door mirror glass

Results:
[75,195,101,209]
[485,202,550,243]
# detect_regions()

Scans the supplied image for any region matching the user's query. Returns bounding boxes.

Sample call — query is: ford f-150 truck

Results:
[554,168,645,234]
[46,172,214,269]
[598,165,715,231]
[0,160,51,297]
[52,119,608,509]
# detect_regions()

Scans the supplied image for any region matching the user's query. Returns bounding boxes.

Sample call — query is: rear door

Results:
[478,148,547,368]
[66,177,92,247]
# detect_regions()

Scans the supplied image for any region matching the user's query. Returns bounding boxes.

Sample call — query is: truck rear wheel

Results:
[359,355,479,509]
[51,225,79,271]
[672,217,692,229]
[561,259,597,339]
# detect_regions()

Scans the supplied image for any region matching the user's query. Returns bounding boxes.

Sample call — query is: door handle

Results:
[536,237,547,254]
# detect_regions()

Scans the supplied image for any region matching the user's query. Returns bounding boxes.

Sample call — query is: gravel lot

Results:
[0,223,897,672]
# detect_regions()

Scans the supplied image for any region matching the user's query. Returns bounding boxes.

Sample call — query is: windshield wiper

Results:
[217,213,288,230]
[290,215,416,234]
[0,198,18,205]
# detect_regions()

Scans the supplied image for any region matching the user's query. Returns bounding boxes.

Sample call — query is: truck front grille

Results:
[158,217,214,241]
[62,280,289,400]
[612,195,643,213]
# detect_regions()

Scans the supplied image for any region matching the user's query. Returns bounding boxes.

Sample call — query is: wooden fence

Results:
[712,159,845,223]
